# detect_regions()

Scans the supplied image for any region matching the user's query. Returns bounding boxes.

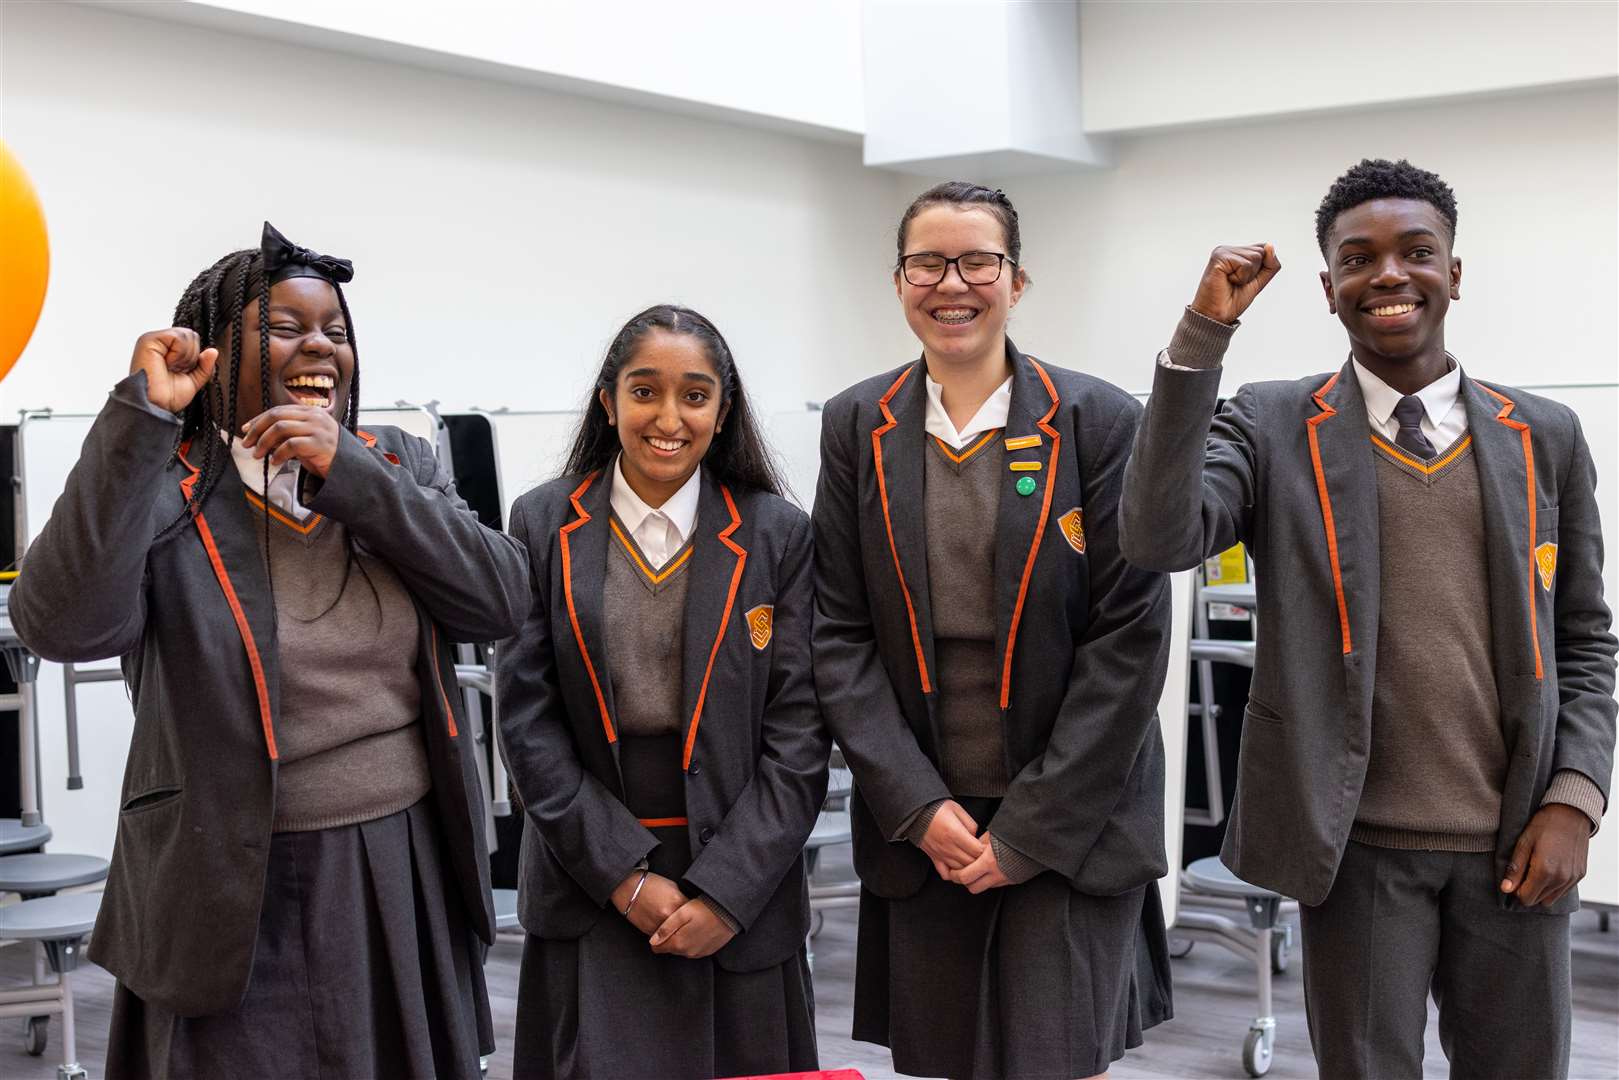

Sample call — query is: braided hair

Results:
[561,304,787,498]
[895,181,1024,268]
[158,248,362,539]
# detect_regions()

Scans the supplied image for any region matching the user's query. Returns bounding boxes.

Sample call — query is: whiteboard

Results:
[474,410,582,523]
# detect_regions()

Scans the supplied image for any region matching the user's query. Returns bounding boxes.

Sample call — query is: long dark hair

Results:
[561,304,786,498]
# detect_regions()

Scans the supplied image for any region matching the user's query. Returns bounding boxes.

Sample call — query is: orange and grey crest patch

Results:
[1535,542,1557,591]
[746,604,774,650]
[1058,508,1085,555]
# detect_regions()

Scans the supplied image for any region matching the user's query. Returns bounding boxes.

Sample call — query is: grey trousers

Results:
[1299,840,1571,1080]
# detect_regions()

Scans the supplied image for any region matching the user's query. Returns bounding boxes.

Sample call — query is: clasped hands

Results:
[609,869,736,959]
[919,799,1009,895]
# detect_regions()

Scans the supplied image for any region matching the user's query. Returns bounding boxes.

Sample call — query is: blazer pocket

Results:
[120,786,182,816]
[1534,504,1558,541]
[1243,696,1285,727]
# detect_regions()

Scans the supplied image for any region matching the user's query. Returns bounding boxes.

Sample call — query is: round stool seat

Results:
[0,890,101,942]
[1185,856,1280,900]
[0,853,110,894]
[492,887,519,931]
[0,818,52,855]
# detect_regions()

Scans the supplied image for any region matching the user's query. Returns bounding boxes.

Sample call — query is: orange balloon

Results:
[0,141,50,384]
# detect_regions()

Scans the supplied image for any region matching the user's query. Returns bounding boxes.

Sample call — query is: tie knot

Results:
[1392,395,1426,428]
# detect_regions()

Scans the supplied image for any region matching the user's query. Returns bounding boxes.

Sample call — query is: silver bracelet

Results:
[621,868,651,917]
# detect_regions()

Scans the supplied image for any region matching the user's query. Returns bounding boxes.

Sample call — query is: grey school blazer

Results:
[812,342,1174,899]
[7,373,530,1016]
[496,469,830,972]
[1120,355,1617,911]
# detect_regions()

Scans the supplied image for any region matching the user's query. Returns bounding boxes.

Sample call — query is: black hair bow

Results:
[261,221,354,285]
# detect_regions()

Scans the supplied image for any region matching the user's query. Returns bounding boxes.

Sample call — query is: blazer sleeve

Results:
[8,373,178,661]
[990,401,1174,883]
[811,403,951,838]
[1547,413,1617,810]
[1119,316,1260,573]
[305,427,529,642]
[495,497,658,907]
[683,514,832,929]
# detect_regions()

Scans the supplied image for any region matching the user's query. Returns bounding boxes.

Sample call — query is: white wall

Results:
[989,84,1619,395]
[89,0,866,138]
[1081,0,1619,134]
[0,1,912,430]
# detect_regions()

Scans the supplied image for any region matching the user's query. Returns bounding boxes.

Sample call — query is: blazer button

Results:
[699,826,715,845]
[687,761,701,775]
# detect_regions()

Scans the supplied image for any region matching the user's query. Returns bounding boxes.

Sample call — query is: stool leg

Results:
[59,967,79,1076]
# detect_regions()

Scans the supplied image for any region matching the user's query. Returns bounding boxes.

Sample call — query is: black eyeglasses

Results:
[900,251,1011,286]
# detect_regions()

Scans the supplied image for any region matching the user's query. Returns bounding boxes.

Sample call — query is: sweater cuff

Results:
[1162,307,1238,370]
[900,799,947,845]
[699,895,742,934]
[1541,769,1604,835]
[990,834,1047,884]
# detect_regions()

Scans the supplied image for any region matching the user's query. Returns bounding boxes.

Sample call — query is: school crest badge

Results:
[1535,542,1557,591]
[746,605,774,650]
[1057,508,1085,555]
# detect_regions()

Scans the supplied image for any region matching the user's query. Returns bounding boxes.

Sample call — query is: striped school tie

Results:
[1392,395,1437,461]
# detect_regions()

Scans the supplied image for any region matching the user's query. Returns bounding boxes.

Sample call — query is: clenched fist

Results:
[129,328,218,414]
[1190,244,1281,325]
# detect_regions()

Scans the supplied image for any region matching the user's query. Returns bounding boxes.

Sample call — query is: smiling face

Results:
[600,329,730,506]
[895,204,1025,373]
[226,276,355,427]
[1320,197,1461,376]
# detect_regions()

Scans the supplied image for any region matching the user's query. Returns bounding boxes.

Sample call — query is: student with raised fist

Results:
[1120,158,1614,1079]
[8,223,529,1078]
[812,181,1175,1080]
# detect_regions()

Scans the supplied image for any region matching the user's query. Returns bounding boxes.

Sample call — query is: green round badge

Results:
[1015,475,1037,496]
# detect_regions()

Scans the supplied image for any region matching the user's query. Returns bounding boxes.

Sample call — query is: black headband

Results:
[261,221,353,286]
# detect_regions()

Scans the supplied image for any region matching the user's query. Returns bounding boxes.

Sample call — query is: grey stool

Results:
[0,854,110,900]
[0,854,109,1074]
[1178,856,1295,1077]
[0,890,100,1079]
[0,819,52,856]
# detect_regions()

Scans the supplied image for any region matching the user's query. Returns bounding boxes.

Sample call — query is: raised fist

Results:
[1190,244,1281,325]
[128,328,217,414]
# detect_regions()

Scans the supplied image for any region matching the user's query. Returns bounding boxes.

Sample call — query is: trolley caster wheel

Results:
[1168,936,1195,959]
[25,1015,48,1056]
[1243,1028,1273,1077]
[1270,931,1290,974]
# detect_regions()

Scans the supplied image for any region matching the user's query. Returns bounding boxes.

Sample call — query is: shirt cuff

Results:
[990,834,1047,885]
[900,799,947,845]
[699,895,741,934]
[1160,306,1239,371]
[1541,770,1604,835]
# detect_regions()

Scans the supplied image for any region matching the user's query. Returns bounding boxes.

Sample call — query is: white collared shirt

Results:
[924,373,1013,450]
[609,456,701,570]
[1351,356,1468,455]
[228,437,310,521]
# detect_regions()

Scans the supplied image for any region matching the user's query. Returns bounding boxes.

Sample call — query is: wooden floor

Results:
[4,853,1616,1080]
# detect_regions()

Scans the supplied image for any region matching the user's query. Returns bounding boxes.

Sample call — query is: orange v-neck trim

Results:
[931,428,1002,465]
[609,517,693,585]
[243,489,325,535]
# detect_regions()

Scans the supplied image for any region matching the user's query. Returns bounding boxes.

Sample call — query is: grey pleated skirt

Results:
[106,797,493,1080]
[853,796,1173,1080]
[512,733,819,1080]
